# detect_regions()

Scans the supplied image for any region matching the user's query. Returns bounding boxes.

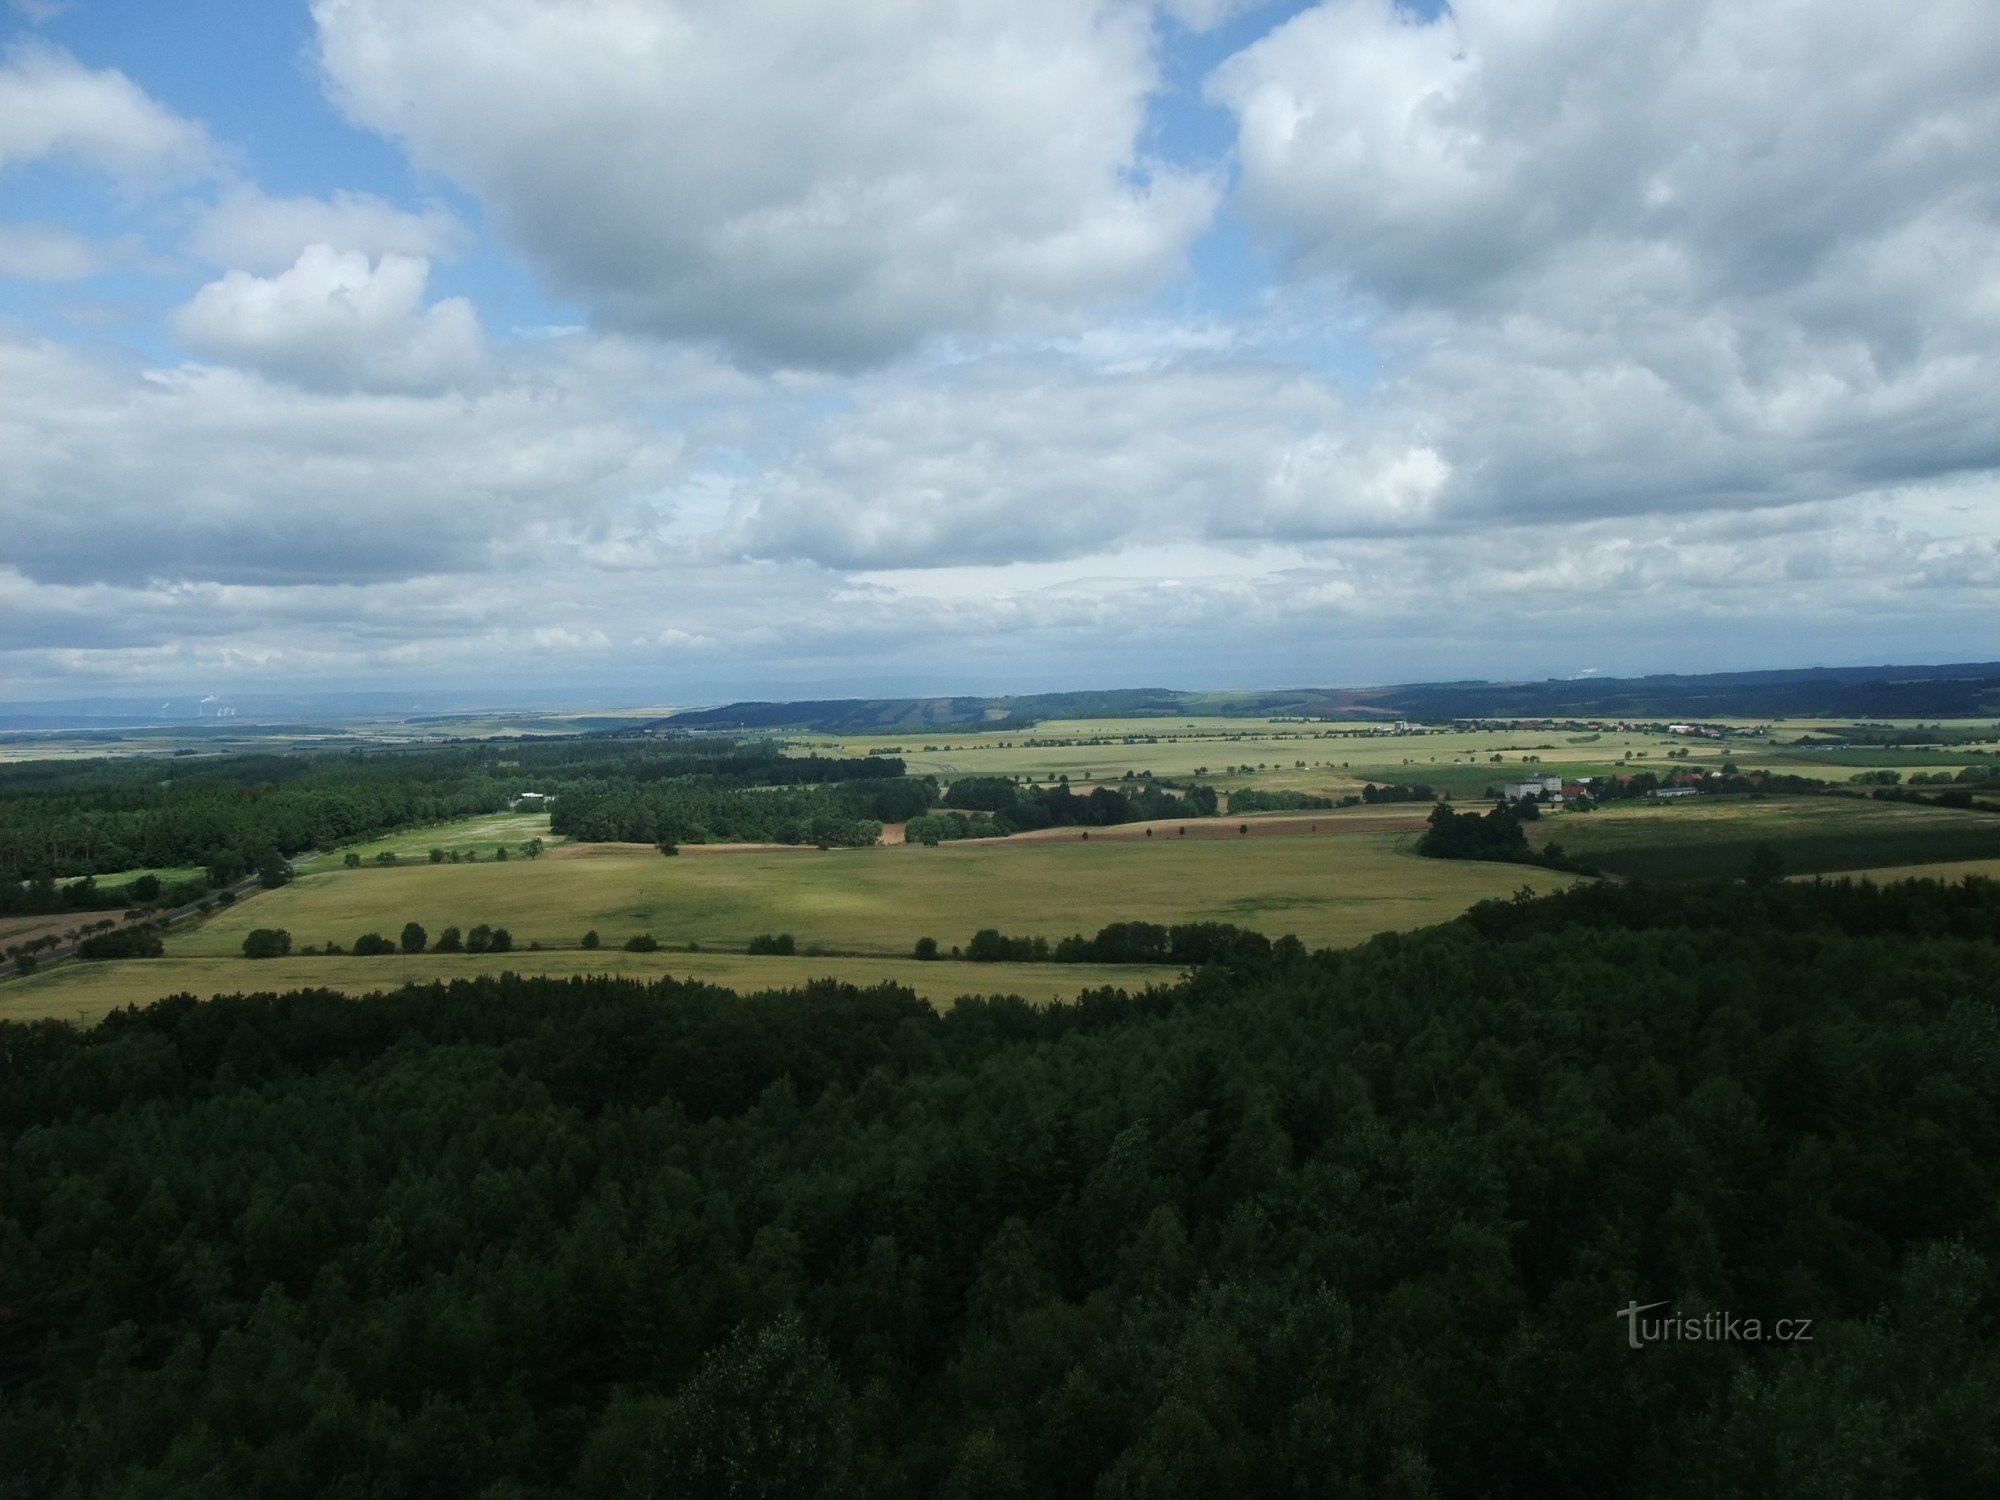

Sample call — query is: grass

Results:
[1550,795,2000,881]
[0,950,1184,1025]
[294,811,555,872]
[164,823,1575,963]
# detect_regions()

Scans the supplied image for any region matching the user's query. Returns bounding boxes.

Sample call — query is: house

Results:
[1503,773,1565,802]
[1650,787,1699,799]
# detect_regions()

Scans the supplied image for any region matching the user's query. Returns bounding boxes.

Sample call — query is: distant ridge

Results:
[649,662,2000,733]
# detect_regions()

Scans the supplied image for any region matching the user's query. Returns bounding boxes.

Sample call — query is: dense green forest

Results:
[0,741,908,883]
[4,876,1997,1496]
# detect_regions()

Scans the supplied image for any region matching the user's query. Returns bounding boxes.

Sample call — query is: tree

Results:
[430,848,446,864]
[913,937,939,961]
[747,933,795,955]
[465,924,494,955]
[242,928,291,959]
[352,932,396,956]
[624,934,659,952]
[400,921,427,954]
[343,852,361,870]
[581,929,601,950]
[489,927,513,953]
[434,925,463,953]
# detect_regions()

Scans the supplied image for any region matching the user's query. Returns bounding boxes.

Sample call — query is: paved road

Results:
[0,852,314,980]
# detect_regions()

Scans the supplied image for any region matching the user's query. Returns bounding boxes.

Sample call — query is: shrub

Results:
[746,933,796,956]
[430,848,446,864]
[400,921,427,954]
[581,929,601,950]
[77,926,165,960]
[624,934,659,952]
[373,851,398,867]
[242,928,292,960]
[352,932,396,956]
[913,936,939,961]
[343,852,361,869]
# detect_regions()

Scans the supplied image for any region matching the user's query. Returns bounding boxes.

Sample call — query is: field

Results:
[1549,794,2000,881]
[292,811,553,872]
[1,814,1579,1019]
[0,949,1181,1025]
[169,816,1571,959]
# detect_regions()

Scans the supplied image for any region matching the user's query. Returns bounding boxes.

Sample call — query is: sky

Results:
[2,0,1997,706]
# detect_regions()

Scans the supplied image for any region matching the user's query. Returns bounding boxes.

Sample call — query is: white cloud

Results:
[0,329,683,591]
[312,0,1217,367]
[0,40,215,183]
[0,219,130,278]
[186,186,467,272]
[173,246,486,393]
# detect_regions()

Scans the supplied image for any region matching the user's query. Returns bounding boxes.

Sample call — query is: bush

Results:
[434,925,463,953]
[241,928,292,960]
[624,934,660,952]
[400,921,427,954]
[343,852,361,869]
[746,933,796,956]
[913,936,939,961]
[374,851,398,867]
[581,929,601,950]
[352,933,397,956]
[77,926,166,960]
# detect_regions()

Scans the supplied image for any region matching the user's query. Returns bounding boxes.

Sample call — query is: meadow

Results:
[0,816,1579,1019]
[1549,793,2000,880]
[175,818,1572,959]
[0,948,1180,1025]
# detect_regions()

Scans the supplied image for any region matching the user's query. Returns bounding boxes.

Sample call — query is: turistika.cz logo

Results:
[1616,1301,1814,1350]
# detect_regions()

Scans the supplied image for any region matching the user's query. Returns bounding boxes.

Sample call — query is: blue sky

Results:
[2,0,1996,705]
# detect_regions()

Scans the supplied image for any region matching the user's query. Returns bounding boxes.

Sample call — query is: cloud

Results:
[728,355,1449,569]
[1199,0,2000,526]
[186,186,467,272]
[312,0,1218,367]
[0,330,683,590]
[0,40,215,184]
[173,246,486,393]
[0,219,131,279]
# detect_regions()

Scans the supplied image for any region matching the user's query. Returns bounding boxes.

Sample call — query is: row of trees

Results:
[964,920,1284,967]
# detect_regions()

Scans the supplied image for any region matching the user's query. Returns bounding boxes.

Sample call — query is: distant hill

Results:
[650,662,2000,733]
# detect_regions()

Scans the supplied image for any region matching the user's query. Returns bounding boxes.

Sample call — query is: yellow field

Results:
[164,816,1574,962]
[800,717,2000,799]
[0,950,1183,1025]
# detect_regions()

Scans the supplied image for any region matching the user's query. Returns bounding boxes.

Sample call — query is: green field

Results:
[294,810,555,872]
[0,949,1182,1025]
[1550,794,2000,880]
[169,824,1574,961]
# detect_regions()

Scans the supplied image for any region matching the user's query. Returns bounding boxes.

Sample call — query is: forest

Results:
[0,740,910,882]
[3,875,1996,1496]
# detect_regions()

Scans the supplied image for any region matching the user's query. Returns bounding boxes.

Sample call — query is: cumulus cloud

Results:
[0,330,681,590]
[0,40,215,183]
[1202,0,2000,526]
[174,247,486,393]
[730,356,1449,568]
[186,186,467,272]
[312,0,1217,366]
